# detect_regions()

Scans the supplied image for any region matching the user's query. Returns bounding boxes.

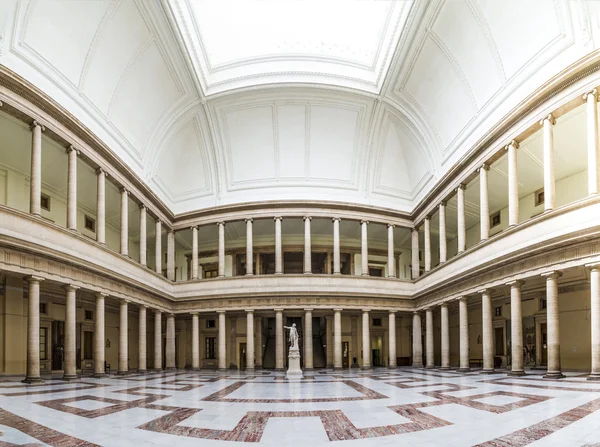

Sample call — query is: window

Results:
[369,267,383,277]
[206,337,216,359]
[540,298,547,310]
[206,319,216,329]
[40,193,51,211]
[84,215,96,233]
[83,331,93,359]
[39,327,47,360]
[373,318,382,327]
[535,188,545,207]
[85,310,93,321]
[204,269,218,279]
[491,211,501,228]
[495,306,502,316]
[39,303,47,314]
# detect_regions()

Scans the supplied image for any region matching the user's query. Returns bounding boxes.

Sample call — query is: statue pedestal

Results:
[285,346,304,379]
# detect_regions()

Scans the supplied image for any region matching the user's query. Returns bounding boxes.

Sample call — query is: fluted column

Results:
[24,276,43,383]
[154,310,162,371]
[29,121,44,215]
[388,311,397,368]
[191,312,199,370]
[412,312,423,368]
[425,308,434,368]
[155,220,162,274]
[479,164,490,241]
[96,169,106,244]
[458,297,470,372]
[191,226,199,279]
[585,90,600,195]
[333,218,341,275]
[508,281,525,376]
[361,221,369,275]
[424,218,431,272]
[333,308,343,369]
[304,308,313,369]
[411,227,420,279]
[481,289,494,373]
[118,299,129,375]
[457,184,466,253]
[507,141,520,226]
[120,188,129,256]
[93,293,107,377]
[217,222,225,277]
[387,224,395,277]
[362,309,371,369]
[66,146,79,230]
[541,114,556,211]
[439,203,447,263]
[440,303,450,370]
[139,205,147,266]
[246,310,254,371]
[165,314,176,370]
[303,217,312,274]
[167,230,175,281]
[138,305,147,373]
[275,309,284,370]
[589,264,600,380]
[543,271,564,378]
[218,311,227,371]
[246,219,253,275]
[63,284,79,380]
[274,217,283,274]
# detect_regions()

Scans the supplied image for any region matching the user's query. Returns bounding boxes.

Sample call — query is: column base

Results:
[587,374,600,381]
[91,373,107,378]
[304,367,314,371]
[457,367,471,373]
[245,368,255,372]
[218,368,228,372]
[425,365,435,369]
[543,372,565,379]
[412,364,423,368]
[507,370,526,376]
[439,366,451,370]
[480,369,495,374]
[360,366,372,371]
[22,376,44,384]
[333,366,344,371]
[61,374,78,381]
[153,368,163,373]
[137,369,147,374]
[165,367,177,371]
[387,365,397,369]
[117,370,129,375]
[191,367,201,371]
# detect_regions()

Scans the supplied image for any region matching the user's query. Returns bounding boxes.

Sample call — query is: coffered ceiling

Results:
[0,0,596,215]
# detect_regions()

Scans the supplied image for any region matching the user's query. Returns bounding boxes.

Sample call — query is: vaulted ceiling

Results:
[0,0,597,214]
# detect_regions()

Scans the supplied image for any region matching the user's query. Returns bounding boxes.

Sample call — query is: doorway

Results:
[342,342,349,368]
[541,323,548,365]
[372,335,383,366]
[494,327,504,356]
[239,343,247,370]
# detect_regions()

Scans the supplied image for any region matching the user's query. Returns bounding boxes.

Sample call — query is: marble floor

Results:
[0,368,600,446]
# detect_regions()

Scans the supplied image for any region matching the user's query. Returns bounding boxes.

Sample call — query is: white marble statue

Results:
[284,323,299,350]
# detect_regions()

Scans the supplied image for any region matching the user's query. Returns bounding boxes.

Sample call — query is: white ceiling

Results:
[0,0,597,215]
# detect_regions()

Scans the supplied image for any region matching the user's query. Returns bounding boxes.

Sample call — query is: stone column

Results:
[167,230,175,281]
[96,169,106,244]
[425,308,434,368]
[424,218,431,272]
[246,219,253,275]
[275,309,284,370]
[479,164,490,241]
[361,221,369,275]
[388,311,397,368]
[155,220,162,274]
[218,311,227,371]
[508,281,525,376]
[29,121,44,215]
[458,297,470,372]
[333,308,343,369]
[589,264,600,380]
[387,224,395,277]
[541,114,556,211]
[139,205,147,266]
[507,140,520,226]
[63,284,79,380]
[255,316,263,369]
[325,252,332,275]
[24,276,44,383]
[217,222,225,277]
[118,299,129,375]
[411,228,420,279]
[333,218,341,275]
[439,203,447,263]
[93,293,107,377]
[191,226,199,279]
[165,314,176,370]
[481,289,494,373]
[274,217,283,274]
[304,308,313,369]
[66,146,79,231]
[256,253,262,276]
[304,217,312,274]
[440,303,450,370]
[154,310,162,371]
[326,315,333,367]
[457,184,466,253]
[585,90,600,195]
[191,312,199,370]
[246,310,254,371]
[543,271,564,378]
[120,188,129,256]
[412,312,423,368]
[138,305,147,373]
[362,309,371,369]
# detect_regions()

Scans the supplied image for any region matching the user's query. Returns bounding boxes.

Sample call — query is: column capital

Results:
[507,279,525,287]
[412,226,419,232]
[120,298,130,305]
[440,302,448,309]
[458,296,468,302]
[140,304,148,309]
[66,145,81,156]
[245,218,253,223]
[424,216,431,221]
[583,89,598,101]
[388,309,397,314]
[95,167,107,177]
[217,221,225,226]
[139,203,146,211]
[304,308,314,312]
[95,292,108,299]
[542,270,562,280]
[62,284,80,292]
[477,288,493,295]
[585,262,600,271]
[30,120,45,132]
[456,183,466,192]
[156,218,162,225]
[119,187,128,195]
[540,113,556,126]
[274,308,284,313]
[190,225,198,231]
[332,217,341,222]
[361,220,369,225]
[362,308,371,313]
[333,308,343,312]
[387,223,395,229]
[216,310,226,315]
[245,309,254,313]
[273,216,283,221]
[25,275,44,283]
[478,163,490,172]
[303,216,312,221]
[154,309,162,315]
[190,311,198,316]
[505,139,520,150]
[439,201,446,208]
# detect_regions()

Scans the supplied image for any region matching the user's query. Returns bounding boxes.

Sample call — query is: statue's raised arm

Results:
[283,323,299,349]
